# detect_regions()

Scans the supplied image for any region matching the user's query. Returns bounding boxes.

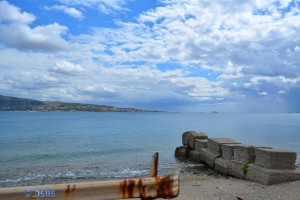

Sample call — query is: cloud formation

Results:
[50,61,85,76]
[45,5,84,20]
[57,0,129,14]
[0,1,70,51]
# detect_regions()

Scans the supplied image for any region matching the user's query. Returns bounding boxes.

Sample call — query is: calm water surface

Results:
[0,112,299,187]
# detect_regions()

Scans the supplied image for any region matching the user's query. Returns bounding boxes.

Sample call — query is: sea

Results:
[0,112,300,188]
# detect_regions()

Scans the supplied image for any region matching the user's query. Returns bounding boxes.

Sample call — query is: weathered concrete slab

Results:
[236,145,273,162]
[207,138,240,156]
[221,144,271,161]
[197,148,207,161]
[246,164,300,185]
[182,131,194,145]
[255,148,297,170]
[221,144,242,160]
[188,150,202,163]
[236,145,256,162]
[214,158,229,175]
[201,149,219,168]
[188,132,208,149]
[194,139,208,152]
[175,146,191,158]
[228,160,245,180]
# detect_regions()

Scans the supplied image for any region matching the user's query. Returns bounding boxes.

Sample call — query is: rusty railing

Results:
[0,152,180,200]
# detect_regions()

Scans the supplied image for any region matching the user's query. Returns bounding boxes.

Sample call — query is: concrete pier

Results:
[175,131,300,185]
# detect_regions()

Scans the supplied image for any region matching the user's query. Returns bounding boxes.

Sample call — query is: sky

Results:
[0,0,300,112]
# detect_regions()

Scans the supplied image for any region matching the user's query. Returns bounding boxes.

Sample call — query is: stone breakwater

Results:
[175,131,300,185]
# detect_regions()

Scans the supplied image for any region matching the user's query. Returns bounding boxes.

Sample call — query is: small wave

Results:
[97,168,149,178]
[64,171,76,179]
[1,176,33,184]
[2,178,21,183]
[117,168,149,177]
[1,166,154,188]
[46,170,91,179]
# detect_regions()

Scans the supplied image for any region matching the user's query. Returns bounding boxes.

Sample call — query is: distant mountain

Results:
[0,95,157,112]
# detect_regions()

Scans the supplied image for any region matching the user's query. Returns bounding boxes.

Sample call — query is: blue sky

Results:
[1,0,300,112]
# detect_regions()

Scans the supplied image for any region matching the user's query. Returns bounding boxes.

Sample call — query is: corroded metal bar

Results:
[149,151,159,177]
[0,171,180,200]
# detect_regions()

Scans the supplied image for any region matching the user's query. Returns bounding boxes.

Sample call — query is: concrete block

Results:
[236,145,256,162]
[201,149,219,168]
[207,138,240,156]
[255,148,297,170]
[188,132,208,149]
[175,146,191,158]
[188,150,202,163]
[246,164,300,185]
[214,158,229,175]
[221,144,242,160]
[228,160,245,179]
[182,131,194,145]
[197,148,207,161]
[236,146,272,162]
[221,144,272,161]
[194,139,208,152]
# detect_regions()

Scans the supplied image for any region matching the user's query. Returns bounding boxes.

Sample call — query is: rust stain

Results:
[119,180,125,199]
[127,180,135,198]
[65,184,76,198]
[119,180,128,199]
[138,178,145,198]
[65,185,70,195]
[140,174,179,200]
[119,179,137,198]
[156,175,178,199]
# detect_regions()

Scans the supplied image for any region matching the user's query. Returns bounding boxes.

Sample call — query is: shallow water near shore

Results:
[0,112,299,187]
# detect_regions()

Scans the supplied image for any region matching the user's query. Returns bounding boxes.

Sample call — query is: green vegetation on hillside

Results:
[0,95,156,112]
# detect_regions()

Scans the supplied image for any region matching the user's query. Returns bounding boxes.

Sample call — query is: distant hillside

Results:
[0,95,156,112]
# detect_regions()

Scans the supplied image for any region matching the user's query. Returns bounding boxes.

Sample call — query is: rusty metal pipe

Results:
[0,171,179,200]
[149,151,159,177]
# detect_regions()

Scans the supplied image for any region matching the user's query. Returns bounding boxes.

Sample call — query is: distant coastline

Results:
[0,95,160,112]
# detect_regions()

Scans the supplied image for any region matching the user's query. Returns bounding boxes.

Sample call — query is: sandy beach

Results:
[176,174,300,200]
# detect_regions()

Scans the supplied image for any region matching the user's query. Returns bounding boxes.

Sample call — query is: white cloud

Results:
[259,92,268,96]
[57,0,129,14]
[247,76,300,88]
[51,61,85,75]
[0,1,71,51]
[0,22,70,51]
[45,5,84,20]
[278,90,286,94]
[170,77,228,99]
[0,1,35,23]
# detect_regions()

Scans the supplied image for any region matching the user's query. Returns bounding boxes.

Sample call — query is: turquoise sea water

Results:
[0,112,300,187]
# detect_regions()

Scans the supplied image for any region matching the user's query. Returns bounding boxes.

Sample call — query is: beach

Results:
[177,174,300,200]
